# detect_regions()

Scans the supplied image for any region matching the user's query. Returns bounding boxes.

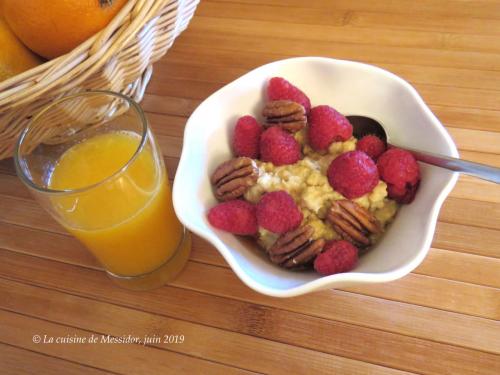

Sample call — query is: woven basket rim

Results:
[0,0,172,110]
[0,0,199,161]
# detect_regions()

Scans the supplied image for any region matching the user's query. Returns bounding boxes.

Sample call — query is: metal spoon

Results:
[346,115,500,184]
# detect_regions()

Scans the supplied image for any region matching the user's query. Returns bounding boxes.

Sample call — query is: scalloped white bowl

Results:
[173,57,458,297]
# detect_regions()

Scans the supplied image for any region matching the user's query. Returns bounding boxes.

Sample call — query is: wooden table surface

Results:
[1,1,500,374]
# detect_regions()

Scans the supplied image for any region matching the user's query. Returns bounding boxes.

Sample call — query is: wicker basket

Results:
[0,0,199,160]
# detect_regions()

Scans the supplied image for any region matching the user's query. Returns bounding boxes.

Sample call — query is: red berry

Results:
[267,77,311,114]
[387,181,420,204]
[356,134,386,161]
[377,148,420,204]
[207,200,257,235]
[232,115,263,158]
[327,151,379,199]
[256,191,303,233]
[314,240,358,276]
[260,126,301,166]
[308,105,353,151]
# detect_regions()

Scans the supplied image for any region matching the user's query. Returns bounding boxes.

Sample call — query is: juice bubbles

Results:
[48,131,186,277]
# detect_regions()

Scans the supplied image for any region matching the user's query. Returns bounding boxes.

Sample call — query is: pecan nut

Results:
[327,200,382,248]
[210,157,258,201]
[268,225,325,269]
[262,100,307,133]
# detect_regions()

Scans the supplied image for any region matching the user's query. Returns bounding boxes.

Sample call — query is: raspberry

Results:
[327,150,379,199]
[356,134,386,161]
[207,200,257,235]
[314,240,358,276]
[256,191,303,233]
[260,126,301,166]
[267,77,311,114]
[232,115,263,158]
[377,148,420,204]
[387,181,420,204]
[308,105,353,151]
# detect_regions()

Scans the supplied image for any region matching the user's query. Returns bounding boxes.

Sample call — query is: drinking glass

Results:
[14,91,191,290]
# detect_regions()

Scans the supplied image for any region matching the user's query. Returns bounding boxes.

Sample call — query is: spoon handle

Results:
[391,144,500,184]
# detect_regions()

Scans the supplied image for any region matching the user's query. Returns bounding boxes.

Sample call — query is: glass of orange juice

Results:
[14,91,191,290]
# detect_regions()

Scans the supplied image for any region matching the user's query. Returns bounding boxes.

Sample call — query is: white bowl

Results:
[173,57,458,297]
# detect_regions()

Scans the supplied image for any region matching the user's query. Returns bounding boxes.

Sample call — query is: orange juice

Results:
[48,131,186,277]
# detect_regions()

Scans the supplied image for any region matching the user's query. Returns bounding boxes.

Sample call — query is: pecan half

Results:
[262,100,306,133]
[210,157,258,201]
[268,225,325,269]
[327,200,383,248]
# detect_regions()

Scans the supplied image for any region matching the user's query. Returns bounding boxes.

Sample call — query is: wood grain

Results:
[0,309,254,375]
[190,16,500,54]
[198,1,500,34]
[0,343,112,375]
[0,248,499,358]
[1,1,499,373]
[209,0,500,19]
[0,252,499,375]
[177,32,500,71]
[0,278,413,375]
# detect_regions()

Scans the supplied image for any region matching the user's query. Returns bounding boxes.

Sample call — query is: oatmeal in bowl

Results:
[207,77,420,276]
[173,57,458,297]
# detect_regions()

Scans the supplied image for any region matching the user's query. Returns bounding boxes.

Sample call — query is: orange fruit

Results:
[2,0,127,59]
[0,16,42,82]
